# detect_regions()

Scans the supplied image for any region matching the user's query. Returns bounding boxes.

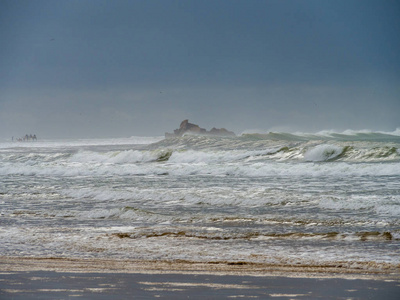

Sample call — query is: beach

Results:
[1,133,399,298]
[1,257,399,299]
[2,0,400,297]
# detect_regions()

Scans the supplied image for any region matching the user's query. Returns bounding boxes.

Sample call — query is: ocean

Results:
[1,130,399,271]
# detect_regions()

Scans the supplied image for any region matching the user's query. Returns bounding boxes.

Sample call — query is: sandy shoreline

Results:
[1,256,399,280]
[1,257,400,299]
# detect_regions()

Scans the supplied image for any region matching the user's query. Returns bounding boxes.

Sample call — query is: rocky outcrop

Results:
[174,119,207,136]
[208,127,235,136]
[165,120,235,138]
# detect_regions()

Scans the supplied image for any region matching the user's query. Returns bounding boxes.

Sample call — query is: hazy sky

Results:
[1,0,399,138]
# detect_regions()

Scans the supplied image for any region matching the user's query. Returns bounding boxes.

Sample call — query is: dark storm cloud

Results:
[1,0,399,138]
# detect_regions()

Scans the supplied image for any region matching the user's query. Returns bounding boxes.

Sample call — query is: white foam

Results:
[1,136,399,268]
[70,150,158,164]
[1,224,398,267]
[0,136,164,149]
[314,128,400,137]
[319,196,376,211]
[319,195,400,217]
[1,156,399,178]
[304,144,343,162]
[168,148,280,164]
[375,203,400,217]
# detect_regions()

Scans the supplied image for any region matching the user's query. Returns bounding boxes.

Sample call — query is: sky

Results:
[1,0,399,138]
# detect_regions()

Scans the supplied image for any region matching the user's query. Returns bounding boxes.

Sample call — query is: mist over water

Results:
[0,129,399,270]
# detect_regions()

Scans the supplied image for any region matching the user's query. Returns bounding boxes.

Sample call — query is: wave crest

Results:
[304,144,345,162]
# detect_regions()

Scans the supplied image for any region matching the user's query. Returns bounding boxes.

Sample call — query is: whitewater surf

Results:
[0,130,399,273]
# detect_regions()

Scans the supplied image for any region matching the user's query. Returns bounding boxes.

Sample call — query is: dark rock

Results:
[165,120,235,138]
[209,127,235,136]
[174,119,207,136]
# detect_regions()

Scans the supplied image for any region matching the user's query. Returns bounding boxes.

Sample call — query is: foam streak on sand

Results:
[0,257,398,279]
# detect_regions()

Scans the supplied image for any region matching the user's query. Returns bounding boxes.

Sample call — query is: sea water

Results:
[1,131,399,270]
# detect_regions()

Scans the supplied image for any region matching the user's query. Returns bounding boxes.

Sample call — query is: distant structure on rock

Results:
[165,120,235,138]
[14,134,37,142]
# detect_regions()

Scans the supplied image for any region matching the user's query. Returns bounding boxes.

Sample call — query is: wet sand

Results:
[1,257,399,299]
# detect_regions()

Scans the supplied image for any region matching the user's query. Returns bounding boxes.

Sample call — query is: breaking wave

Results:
[304,144,346,162]
[1,131,399,270]
[240,128,400,142]
[0,143,399,178]
[0,131,399,179]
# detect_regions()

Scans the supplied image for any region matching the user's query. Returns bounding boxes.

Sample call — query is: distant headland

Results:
[165,120,235,138]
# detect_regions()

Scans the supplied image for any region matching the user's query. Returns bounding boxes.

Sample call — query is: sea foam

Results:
[304,144,344,161]
[1,134,399,270]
